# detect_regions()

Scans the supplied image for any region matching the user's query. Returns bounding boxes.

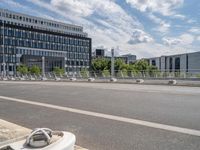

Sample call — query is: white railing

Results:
[1,70,200,81]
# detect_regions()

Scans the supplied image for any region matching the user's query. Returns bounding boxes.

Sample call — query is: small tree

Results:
[17,64,29,75]
[91,58,110,71]
[148,65,158,77]
[134,59,149,71]
[29,65,41,75]
[53,67,65,76]
[80,68,89,78]
[102,69,110,77]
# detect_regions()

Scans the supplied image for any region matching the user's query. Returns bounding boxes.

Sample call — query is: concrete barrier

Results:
[70,77,77,81]
[136,79,144,83]
[168,80,177,85]
[110,78,117,82]
[0,119,88,150]
[88,78,95,82]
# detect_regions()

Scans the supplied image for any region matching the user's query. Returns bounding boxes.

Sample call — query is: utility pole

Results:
[111,48,114,77]
[2,9,6,78]
[42,56,45,77]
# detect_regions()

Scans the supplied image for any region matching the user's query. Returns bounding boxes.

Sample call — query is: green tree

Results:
[134,59,149,71]
[29,65,41,75]
[102,69,110,77]
[91,58,110,71]
[80,68,89,78]
[91,58,159,78]
[148,65,159,77]
[53,67,65,76]
[17,64,29,74]
[114,59,126,71]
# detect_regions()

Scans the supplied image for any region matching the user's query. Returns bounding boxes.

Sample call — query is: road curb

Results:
[0,119,88,150]
[1,80,200,87]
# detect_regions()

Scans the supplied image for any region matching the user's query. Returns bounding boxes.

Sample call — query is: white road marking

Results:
[1,95,200,137]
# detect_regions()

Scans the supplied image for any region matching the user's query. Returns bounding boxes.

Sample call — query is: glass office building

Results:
[0,8,91,75]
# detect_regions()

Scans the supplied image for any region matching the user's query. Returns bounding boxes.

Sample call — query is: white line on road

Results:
[1,95,200,137]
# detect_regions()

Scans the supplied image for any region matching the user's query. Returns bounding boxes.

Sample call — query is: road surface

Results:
[0,81,200,150]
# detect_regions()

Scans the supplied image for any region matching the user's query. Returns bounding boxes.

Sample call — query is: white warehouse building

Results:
[147,51,200,74]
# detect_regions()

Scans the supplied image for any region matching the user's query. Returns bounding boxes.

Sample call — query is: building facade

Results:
[93,49,136,64]
[94,49,105,58]
[0,8,92,75]
[120,54,137,64]
[147,51,200,74]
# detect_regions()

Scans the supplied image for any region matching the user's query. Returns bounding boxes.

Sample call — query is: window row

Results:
[0,47,90,60]
[0,11,82,32]
[1,37,90,53]
[0,28,90,46]
[66,60,89,66]
[0,54,16,63]
[16,49,90,60]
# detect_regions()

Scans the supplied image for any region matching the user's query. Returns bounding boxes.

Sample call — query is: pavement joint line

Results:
[1,95,200,137]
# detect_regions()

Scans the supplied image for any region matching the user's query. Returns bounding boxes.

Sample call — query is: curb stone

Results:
[0,119,88,150]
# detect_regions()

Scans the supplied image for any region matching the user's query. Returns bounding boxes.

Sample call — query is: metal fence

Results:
[1,70,200,81]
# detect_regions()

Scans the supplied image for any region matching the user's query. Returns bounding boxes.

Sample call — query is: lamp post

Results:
[111,48,114,77]
[2,9,6,78]
[42,56,45,77]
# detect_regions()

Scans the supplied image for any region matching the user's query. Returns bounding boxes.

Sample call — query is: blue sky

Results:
[0,0,200,58]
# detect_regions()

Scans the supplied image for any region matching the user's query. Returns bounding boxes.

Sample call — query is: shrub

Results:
[17,64,29,75]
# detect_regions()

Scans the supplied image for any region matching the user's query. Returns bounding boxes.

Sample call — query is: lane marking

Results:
[1,95,200,137]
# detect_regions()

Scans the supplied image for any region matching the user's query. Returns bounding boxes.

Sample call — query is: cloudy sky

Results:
[0,0,200,58]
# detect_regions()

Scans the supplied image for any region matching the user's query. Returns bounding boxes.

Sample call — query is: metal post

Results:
[42,56,45,77]
[111,48,114,77]
[2,10,6,78]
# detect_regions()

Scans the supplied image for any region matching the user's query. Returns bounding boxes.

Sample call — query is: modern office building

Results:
[93,49,136,64]
[147,51,200,74]
[94,49,105,58]
[0,8,92,75]
[120,54,137,64]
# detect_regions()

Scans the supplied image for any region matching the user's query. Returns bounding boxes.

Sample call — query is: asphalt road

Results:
[0,81,200,150]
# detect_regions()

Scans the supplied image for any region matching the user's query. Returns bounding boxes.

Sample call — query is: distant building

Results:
[120,54,137,64]
[93,49,136,64]
[146,51,200,74]
[94,49,105,58]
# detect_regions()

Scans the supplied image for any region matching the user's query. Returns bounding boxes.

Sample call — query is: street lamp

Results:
[111,48,114,77]
[2,9,6,78]
[42,56,45,77]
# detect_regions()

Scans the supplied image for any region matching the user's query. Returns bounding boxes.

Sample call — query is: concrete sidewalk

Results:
[0,119,88,150]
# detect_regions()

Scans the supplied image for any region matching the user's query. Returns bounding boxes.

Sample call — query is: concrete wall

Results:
[148,57,160,69]
[160,56,166,71]
[188,52,200,73]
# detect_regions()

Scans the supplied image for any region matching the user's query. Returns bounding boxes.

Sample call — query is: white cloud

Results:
[162,37,182,46]
[187,19,196,24]
[128,29,153,44]
[148,14,171,33]
[180,34,195,45]
[1,0,25,8]
[189,27,200,34]
[126,0,184,16]
[27,0,154,49]
[51,0,94,17]
[173,14,185,20]
[162,33,194,46]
